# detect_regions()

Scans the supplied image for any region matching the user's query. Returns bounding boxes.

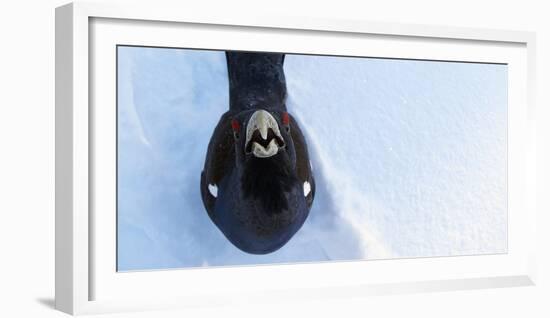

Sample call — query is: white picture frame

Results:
[55,1,537,315]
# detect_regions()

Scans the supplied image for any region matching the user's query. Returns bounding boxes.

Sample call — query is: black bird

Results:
[200,52,315,254]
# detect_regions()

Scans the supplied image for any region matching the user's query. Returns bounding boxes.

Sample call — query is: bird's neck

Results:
[226,52,287,111]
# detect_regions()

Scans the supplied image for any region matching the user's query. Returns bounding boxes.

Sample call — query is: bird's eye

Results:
[281,112,290,132]
[231,118,240,139]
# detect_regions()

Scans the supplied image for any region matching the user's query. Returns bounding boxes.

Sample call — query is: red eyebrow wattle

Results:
[282,112,290,125]
[231,119,240,131]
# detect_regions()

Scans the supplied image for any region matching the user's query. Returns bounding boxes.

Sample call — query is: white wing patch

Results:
[303,181,311,197]
[208,183,218,198]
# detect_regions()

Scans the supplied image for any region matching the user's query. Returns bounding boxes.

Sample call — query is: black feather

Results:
[240,153,298,215]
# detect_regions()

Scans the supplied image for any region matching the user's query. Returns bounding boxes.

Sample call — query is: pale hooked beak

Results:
[245,110,285,158]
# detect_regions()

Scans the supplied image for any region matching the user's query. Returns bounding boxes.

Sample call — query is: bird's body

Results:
[201,52,315,254]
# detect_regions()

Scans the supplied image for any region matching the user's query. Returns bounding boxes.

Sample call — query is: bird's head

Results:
[229,108,299,215]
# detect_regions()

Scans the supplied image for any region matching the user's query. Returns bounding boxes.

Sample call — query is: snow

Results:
[116,46,507,271]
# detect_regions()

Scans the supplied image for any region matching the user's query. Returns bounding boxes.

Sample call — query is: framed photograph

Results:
[55,1,537,315]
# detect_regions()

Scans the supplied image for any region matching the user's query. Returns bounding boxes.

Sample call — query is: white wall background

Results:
[0,0,548,317]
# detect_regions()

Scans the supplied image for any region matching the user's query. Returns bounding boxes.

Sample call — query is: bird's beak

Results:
[245,110,285,158]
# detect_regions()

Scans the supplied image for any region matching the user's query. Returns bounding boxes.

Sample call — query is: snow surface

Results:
[116,46,508,271]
